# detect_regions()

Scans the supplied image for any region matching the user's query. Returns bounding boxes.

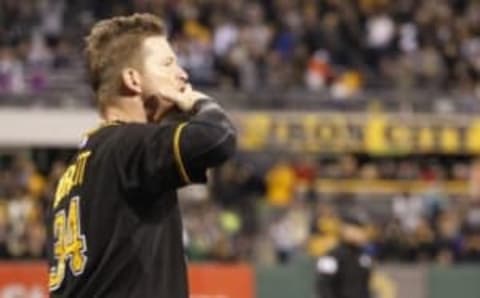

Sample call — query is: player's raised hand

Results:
[158,83,210,112]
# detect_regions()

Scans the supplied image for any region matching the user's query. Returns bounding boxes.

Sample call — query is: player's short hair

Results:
[85,13,166,109]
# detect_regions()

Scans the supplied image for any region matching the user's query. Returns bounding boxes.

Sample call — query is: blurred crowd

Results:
[203,155,480,265]
[0,154,60,259]
[1,0,479,101]
[0,0,76,94]
[1,151,480,264]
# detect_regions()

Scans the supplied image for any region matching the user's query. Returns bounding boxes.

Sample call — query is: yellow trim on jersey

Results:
[173,122,192,184]
[82,121,121,138]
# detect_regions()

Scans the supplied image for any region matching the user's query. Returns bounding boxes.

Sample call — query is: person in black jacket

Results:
[46,13,236,298]
[315,211,373,298]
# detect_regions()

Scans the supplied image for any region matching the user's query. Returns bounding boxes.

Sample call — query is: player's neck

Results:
[102,97,147,123]
[103,111,138,123]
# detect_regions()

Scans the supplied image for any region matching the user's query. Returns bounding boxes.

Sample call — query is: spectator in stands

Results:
[212,11,239,87]
[269,204,309,265]
[305,50,334,92]
[0,44,25,94]
[265,159,297,208]
[339,155,358,179]
[462,226,480,262]
[410,218,436,262]
[435,210,463,264]
[292,156,318,202]
[365,8,396,72]
[392,192,424,233]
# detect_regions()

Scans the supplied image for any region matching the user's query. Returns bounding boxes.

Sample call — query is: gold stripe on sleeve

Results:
[173,122,192,184]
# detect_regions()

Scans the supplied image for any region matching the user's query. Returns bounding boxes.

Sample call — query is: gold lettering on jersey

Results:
[49,196,88,291]
[54,151,91,208]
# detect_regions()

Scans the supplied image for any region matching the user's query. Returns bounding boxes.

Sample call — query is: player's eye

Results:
[163,57,174,66]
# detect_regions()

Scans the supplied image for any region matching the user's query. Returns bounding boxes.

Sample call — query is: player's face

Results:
[141,36,189,103]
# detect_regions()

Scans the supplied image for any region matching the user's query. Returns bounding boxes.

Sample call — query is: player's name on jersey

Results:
[54,151,91,208]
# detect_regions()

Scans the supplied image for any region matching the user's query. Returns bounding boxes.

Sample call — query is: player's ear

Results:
[121,67,142,95]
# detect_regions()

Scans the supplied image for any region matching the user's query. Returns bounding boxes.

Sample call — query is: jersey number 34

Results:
[49,196,88,291]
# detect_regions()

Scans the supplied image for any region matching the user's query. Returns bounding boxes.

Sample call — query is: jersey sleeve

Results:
[173,99,237,184]
[113,99,236,195]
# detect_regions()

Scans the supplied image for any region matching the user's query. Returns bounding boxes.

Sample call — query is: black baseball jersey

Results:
[47,100,236,298]
[315,242,372,298]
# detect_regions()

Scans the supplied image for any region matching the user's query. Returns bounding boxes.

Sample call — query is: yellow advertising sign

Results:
[235,112,480,155]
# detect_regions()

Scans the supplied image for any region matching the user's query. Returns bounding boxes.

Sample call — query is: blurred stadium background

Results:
[1,0,480,297]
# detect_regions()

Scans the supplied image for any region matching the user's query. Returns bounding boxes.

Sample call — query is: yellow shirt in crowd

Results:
[265,163,296,207]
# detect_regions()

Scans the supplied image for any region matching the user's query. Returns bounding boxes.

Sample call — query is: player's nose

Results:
[177,65,189,83]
